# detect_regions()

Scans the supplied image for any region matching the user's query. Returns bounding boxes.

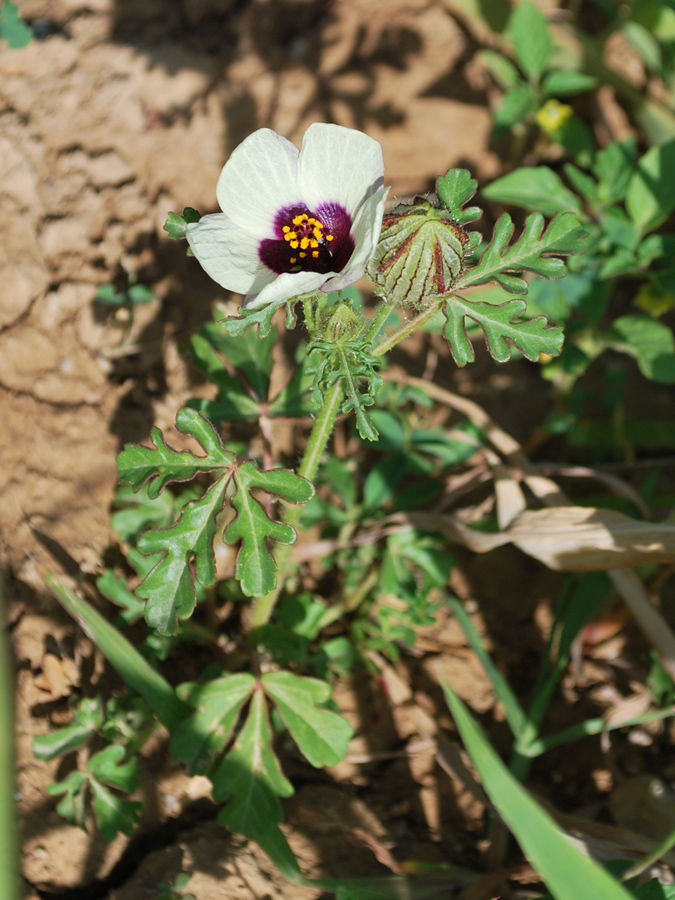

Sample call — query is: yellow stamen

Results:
[290,257,297,264]
[300,237,310,250]
[313,227,322,240]
[282,225,290,233]
[326,234,334,242]
[310,239,318,248]
[290,240,299,249]
[312,250,319,258]
[299,252,306,258]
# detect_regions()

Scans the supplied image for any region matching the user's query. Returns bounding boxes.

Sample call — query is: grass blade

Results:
[443,683,635,900]
[45,575,189,732]
[447,596,527,737]
[0,569,20,900]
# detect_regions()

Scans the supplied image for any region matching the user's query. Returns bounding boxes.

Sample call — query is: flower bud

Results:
[325,302,360,342]
[366,198,471,308]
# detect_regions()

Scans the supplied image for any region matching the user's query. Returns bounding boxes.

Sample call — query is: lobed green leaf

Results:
[136,477,228,634]
[542,70,598,97]
[605,315,675,384]
[482,168,582,218]
[436,169,481,225]
[171,673,255,774]
[0,1,32,48]
[626,138,675,235]
[118,408,235,498]
[201,322,275,400]
[509,0,551,83]
[262,671,353,768]
[89,779,143,842]
[224,464,314,597]
[188,334,261,422]
[87,744,138,793]
[33,697,103,761]
[456,212,588,295]
[443,295,564,366]
[212,689,297,874]
[222,297,297,338]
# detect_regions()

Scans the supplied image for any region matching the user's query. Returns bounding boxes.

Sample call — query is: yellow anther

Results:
[299,251,306,258]
[300,237,310,250]
[313,228,322,241]
[307,217,315,225]
[290,257,297,264]
[326,234,334,242]
[314,221,324,230]
[312,250,319,258]
[284,231,296,242]
[310,239,318,248]
[282,225,290,233]
[290,240,299,249]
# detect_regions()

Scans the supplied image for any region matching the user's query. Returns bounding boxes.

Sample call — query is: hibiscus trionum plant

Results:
[40,122,588,883]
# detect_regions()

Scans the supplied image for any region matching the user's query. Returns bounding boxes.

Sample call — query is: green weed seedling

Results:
[36,121,671,898]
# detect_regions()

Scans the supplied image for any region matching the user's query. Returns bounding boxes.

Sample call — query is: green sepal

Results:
[456,212,588,294]
[443,295,564,366]
[222,298,297,338]
[261,671,353,768]
[136,476,228,634]
[224,464,314,597]
[163,207,200,240]
[117,408,235,498]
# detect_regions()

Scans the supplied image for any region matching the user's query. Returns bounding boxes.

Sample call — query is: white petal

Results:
[244,270,328,310]
[297,123,384,217]
[186,213,274,295]
[322,187,389,292]
[216,129,302,238]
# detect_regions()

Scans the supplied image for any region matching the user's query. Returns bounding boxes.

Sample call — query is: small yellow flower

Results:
[536,99,573,135]
[634,283,675,319]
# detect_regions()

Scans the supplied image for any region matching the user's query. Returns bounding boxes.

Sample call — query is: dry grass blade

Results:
[386,372,675,698]
[403,506,675,571]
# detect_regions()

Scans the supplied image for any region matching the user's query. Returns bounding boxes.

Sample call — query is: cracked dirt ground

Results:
[1,0,505,896]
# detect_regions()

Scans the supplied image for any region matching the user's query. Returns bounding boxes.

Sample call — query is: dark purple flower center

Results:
[259,203,354,276]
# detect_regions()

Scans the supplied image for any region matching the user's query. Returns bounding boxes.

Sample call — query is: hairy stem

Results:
[372,300,443,358]
[365,296,398,345]
[248,380,344,630]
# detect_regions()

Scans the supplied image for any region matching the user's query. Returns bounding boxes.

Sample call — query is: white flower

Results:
[186,123,388,309]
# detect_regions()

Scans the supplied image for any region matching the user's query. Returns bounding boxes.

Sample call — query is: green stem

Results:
[0,569,20,900]
[365,296,398,345]
[248,380,344,630]
[372,300,443,358]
